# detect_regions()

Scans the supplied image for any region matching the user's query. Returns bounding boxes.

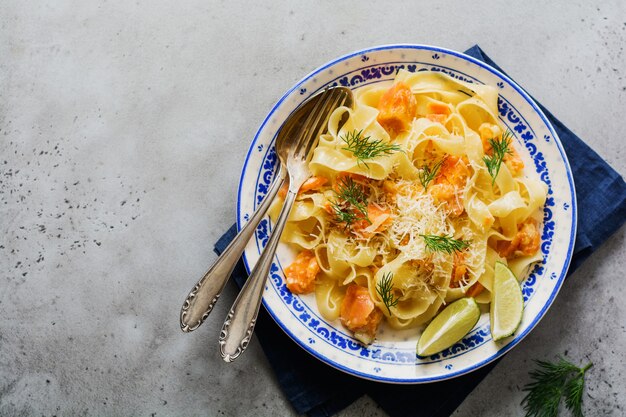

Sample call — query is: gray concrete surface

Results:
[1,1,625,416]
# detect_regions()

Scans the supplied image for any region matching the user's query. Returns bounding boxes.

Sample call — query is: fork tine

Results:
[293,88,335,155]
[300,91,348,159]
[304,90,348,158]
[294,88,345,158]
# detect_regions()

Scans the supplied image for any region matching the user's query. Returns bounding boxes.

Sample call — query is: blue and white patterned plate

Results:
[236,45,576,383]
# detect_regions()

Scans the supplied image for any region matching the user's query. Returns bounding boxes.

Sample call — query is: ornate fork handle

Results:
[179,164,286,332]
[219,188,298,362]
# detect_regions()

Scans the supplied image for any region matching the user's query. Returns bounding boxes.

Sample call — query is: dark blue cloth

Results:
[214,45,626,417]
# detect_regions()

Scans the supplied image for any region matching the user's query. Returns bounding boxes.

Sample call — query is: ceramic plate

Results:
[236,45,576,383]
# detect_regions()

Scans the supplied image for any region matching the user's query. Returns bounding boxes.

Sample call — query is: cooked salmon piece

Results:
[425,102,451,124]
[278,182,289,199]
[428,101,451,115]
[503,148,524,175]
[351,203,392,238]
[428,156,470,216]
[478,123,502,146]
[497,218,541,258]
[278,176,328,199]
[340,284,383,344]
[438,156,471,186]
[465,282,485,298]
[300,176,328,193]
[478,123,524,175]
[284,250,320,294]
[450,252,468,288]
[376,82,417,135]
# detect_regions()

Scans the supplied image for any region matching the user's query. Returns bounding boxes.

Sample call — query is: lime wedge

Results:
[490,261,523,341]
[417,297,480,357]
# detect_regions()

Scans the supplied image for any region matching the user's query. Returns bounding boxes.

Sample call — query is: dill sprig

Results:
[341,129,401,167]
[376,272,398,315]
[331,204,360,227]
[418,157,446,190]
[521,358,592,417]
[331,176,370,228]
[483,129,513,184]
[420,234,470,254]
[334,176,368,215]
[564,372,587,417]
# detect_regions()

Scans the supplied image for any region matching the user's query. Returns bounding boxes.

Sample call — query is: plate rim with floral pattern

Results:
[235,44,577,383]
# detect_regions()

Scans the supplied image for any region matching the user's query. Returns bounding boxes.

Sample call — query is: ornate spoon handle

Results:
[179,165,286,332]
[219,188,297,362]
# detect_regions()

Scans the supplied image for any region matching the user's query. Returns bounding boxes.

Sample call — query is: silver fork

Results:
[218,87,352,362]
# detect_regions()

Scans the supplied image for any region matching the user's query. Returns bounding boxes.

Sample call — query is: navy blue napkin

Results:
[214,45,626,417]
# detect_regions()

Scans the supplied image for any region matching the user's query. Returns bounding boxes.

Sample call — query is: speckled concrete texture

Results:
[0,1,624,416]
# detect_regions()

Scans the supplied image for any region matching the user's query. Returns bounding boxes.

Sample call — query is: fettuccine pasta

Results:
[274,70,547,344]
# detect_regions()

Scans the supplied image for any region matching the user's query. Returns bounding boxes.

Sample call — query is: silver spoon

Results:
[179,87,351,333]
[219,86,353,362]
